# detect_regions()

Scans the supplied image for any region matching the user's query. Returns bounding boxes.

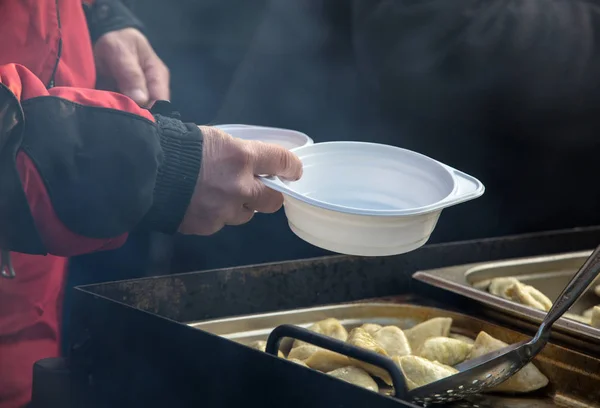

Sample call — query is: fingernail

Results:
[128,89,147,104]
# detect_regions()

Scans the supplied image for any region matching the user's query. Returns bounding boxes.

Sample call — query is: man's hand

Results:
[179,127,304,236]
[94,28,169,107]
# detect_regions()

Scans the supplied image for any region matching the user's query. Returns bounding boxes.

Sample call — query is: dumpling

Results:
[449,333,475,345]
[594,284,600,297]
[288,345,319,360]
[505,282,552,312]
[347,327,388,355]
[288,358,309,367]
[292,318,348,348]
[583,307,595,319]
[394,355,458,391]
[523,286,553,311]
[360,323,383,336]
[294,347,350,372]
[327,366,379,392]
[346,327,392,384]
[468,332,549,393]
[488,277,521,298]
[416,337,473,366]
[591,306,600,328]
[563,312,591,325]
[288,345,350,372]
[372,326,412,358]
[404,317,452,351]
[247,340,284,357]
[488,278,553,312]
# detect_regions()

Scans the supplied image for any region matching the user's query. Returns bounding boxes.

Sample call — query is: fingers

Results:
[142,52,170,103]
[251,142,303,181]
[244,180,284,214]
[110,51,149,105]
[95,29,169,107]
[225,207,255,226]
[225,180,283,226]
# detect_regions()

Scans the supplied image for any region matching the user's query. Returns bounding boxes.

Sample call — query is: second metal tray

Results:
[412,250,600,353]
[189,302,600,408]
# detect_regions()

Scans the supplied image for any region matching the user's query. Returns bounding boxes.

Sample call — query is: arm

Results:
[0,63,202,257]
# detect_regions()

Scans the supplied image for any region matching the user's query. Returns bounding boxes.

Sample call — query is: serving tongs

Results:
[266,245,600,406]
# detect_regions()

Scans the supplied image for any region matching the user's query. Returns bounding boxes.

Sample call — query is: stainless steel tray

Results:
[189,302,600,408]
[412,250,600,352]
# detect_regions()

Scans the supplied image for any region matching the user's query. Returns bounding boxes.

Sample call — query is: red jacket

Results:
[0,2,203,407]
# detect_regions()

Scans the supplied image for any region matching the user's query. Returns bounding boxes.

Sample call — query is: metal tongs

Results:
[407,244,600,404]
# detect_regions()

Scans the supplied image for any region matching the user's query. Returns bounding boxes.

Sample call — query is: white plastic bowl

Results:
[214,124,313,150]
[261,141,485,257]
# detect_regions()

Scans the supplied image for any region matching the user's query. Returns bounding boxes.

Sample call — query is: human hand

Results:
[94,28,169,107]
[179,127,303,235]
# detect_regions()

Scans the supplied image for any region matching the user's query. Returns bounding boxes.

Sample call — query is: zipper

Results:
[47,0,63,89]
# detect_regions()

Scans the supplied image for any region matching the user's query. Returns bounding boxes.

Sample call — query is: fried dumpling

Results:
[360,323,383,336]
[346,327,392,384]
[591,306,600,328]
[288,345,350,372]
[563,312,591,325]
[468,332,549,393]
[505,282,552,312]
[488,277,521,298]
[449,333,475,345]
[292,318,348,348]
[287,345,318,361]
[417,337,473,366]
[394,355,458,391]
[372,326,412,358]
[288,358,309,367]
[595,284,600,297]
[247,340,284,357]
[327,366,379,392]
[489,278,553,312]
[523,286,553,311]
[347,327,388,355]
[404,317,452,351]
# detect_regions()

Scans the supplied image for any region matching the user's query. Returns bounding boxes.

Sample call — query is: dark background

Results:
[66,0,600,298]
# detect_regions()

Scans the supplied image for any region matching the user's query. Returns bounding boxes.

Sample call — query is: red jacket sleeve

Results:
[0,63,203,257]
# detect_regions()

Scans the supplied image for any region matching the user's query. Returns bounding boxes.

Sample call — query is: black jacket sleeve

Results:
[0,62,202,256]
[84,0,146,43]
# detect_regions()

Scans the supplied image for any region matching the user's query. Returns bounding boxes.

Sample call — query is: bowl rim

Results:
[214,124,314,148]
[261,141,484,217]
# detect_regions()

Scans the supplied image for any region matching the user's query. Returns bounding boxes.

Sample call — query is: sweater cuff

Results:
[140,114,202,234]
[84,0,146,43]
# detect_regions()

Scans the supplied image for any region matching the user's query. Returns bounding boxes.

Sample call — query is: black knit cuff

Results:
[140,115,202,234]
[84,0,146,44]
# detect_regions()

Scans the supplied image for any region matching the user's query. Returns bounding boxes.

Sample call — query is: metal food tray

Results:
[412,250,600,353]
[189,302,600,408]
[62,228,600,408]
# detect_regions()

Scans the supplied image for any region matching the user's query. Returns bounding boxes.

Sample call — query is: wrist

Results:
[139,110,203,234]
[84,0,146,44]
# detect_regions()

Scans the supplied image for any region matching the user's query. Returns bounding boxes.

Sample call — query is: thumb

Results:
[252,142,303,181]
[110,52,149,105]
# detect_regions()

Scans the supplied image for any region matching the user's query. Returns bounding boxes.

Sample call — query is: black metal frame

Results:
[36,226,600,408]
[266,324,410,398]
